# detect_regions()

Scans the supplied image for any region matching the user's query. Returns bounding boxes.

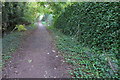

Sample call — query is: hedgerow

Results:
[54,2,120,78]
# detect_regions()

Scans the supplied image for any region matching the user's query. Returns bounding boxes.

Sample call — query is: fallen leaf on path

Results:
[52,50,56,53]
[44,75,47,78]
[28,60,32,63]
[56,56,58,57]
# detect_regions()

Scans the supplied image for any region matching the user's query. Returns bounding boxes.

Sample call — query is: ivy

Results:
[54,2,120,78]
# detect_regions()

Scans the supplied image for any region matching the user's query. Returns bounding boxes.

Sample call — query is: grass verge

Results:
[2,31,23,66]
[50,28,119,78]
[2,24,37,68]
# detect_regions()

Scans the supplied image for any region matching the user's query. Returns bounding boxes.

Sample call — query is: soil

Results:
[2,22,71,78]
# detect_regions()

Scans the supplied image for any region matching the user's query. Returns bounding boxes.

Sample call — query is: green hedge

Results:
[54,2,120,61]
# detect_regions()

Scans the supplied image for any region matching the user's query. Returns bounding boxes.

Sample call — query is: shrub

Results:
[15,25,27,31]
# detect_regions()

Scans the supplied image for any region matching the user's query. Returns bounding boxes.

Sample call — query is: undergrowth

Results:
[50,28,119,78]
[2,31,23,66]
[2,24,37,67]
[54,2,120,71]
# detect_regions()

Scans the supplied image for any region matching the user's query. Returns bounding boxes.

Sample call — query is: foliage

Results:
[38,2,67,16]
[2,2,119,78]
[2,2,68,35]
[23,2,39,23]
[2,23,36,67]
[2,32,23,63]
[38,2,70,24]
[54,2,120,70]
[54,2,120,78]
[2,2,26,33]
[15,25,27,31]
[51,28,119,78]
[2,2,39,35]
[41,14,53,27]
[26,23,37,30]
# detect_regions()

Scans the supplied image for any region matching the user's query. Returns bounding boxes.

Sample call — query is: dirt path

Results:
[3,22,71,78]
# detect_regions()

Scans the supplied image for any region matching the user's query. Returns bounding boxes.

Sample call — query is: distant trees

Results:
[38,2,69,23]
[2,2,68,36]
[2,2,39,36]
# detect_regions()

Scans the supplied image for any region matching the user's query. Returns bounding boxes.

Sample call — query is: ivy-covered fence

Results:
[54,2,120,78]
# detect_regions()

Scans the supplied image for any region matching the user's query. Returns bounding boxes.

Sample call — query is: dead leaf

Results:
[52,50,56,53]
[28,60,32,63]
